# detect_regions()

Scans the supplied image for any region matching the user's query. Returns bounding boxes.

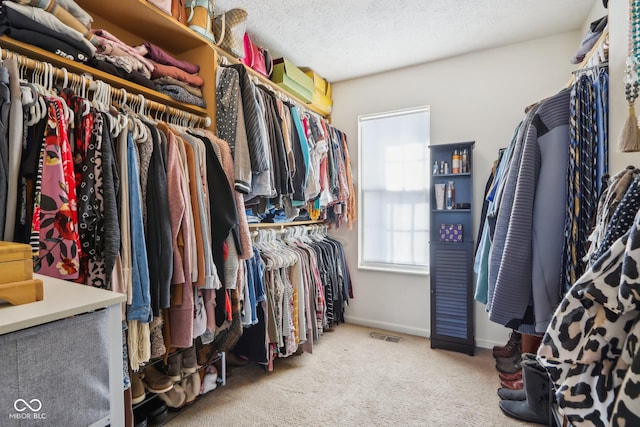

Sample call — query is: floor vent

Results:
[370,332,402,343]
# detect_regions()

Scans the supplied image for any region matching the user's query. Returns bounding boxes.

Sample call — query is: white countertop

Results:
[0,274,126,334]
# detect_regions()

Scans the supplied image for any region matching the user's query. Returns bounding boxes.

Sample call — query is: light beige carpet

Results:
[166,324,537,427]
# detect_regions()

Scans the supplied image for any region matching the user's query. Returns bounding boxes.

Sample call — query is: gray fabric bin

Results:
[0,309,110,426]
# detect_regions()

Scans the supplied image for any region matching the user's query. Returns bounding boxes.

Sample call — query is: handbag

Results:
[213,8,247,58]
[242,32,273,78]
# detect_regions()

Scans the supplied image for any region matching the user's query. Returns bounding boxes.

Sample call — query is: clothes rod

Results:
[571,61,609,75]
[0,48,211,128]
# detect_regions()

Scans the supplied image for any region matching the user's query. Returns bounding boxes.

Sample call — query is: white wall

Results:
[331,31,592,348]
[609,0,640,171]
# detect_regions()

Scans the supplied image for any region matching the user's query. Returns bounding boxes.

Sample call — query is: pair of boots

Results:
[494,330,522,377]
[498,353,552,425]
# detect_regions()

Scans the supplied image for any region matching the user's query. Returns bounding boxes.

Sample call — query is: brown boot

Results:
[493,330,521,359]
[498,370,522,381]
[131,371,146,404]
[500,379,524,390]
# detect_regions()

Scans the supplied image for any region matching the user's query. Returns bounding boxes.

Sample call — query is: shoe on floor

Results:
[137,398,167,425]
[157,383,187,410]
[131,371,146,404]
[133,411,147,427]
[200,365,218,395]
[495,354,522,374]
[183,372,201,405]
[493,330,521,359]
[500,379,524,390]
[142,365,174,394]
[498,370,522,381]
[499,358,550,425]
[497,387,527,401]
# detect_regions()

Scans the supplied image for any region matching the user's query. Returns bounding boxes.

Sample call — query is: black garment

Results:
[87,58,157,90]
[231,303,268,363]
[1,3,93,59]
[258,88,289,199]
[98,113,120,289]
[13,108,46,243]
[192,132,238,326]
[0,66,9,240]
[0,23,89,63]
[143,122,173,314]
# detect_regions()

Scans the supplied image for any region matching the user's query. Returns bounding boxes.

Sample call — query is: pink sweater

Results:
[159,123,194,348]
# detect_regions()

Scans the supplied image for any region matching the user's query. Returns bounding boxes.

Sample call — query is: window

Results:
[358,107,430,274]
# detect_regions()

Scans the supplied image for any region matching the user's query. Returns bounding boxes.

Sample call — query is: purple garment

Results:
[138,41,200,75]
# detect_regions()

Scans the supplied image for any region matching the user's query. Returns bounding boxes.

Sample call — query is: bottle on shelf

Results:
[461,149,469,173]
[452,150,460,174]
[446,181,455,210]
[433,161,439,175]
[441,161,449,175]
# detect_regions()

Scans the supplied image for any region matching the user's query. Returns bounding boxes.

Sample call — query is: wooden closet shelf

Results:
[248,220,325,229]
[0,36,208,117]
[79,0,207,53]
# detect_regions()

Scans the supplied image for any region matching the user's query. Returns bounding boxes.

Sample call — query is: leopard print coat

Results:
[538,207,640,427]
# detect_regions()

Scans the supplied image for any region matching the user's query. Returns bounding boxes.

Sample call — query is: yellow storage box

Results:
[0,241,33,284]
[301,68,333,115]
[0,241,43,306]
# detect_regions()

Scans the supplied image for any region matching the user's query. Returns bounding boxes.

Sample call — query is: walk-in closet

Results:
[0,1,636,426]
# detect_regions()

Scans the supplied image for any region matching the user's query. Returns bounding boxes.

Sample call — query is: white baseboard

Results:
[475,339,501,350]
[344,316,502,350]
[344,316,430,338]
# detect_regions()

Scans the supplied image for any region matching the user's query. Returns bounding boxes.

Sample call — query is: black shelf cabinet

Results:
[428,141,475,356]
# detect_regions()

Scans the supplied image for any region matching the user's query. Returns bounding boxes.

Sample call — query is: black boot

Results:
[495,353,521,374]
[497,387,526,401]
[499,358,551,425]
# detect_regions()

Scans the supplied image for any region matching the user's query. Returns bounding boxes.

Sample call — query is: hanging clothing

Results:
[32,97,81,280]
[231,227,350,365]
[562,71,610,294]
[538,191,640,426]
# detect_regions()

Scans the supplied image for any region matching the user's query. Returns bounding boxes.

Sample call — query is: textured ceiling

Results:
[214,0,598,83]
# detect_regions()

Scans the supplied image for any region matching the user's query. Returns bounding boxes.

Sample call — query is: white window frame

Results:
[357,106,430,275]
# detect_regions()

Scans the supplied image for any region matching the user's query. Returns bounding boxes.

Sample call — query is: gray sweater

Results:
[489,89,570,333]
